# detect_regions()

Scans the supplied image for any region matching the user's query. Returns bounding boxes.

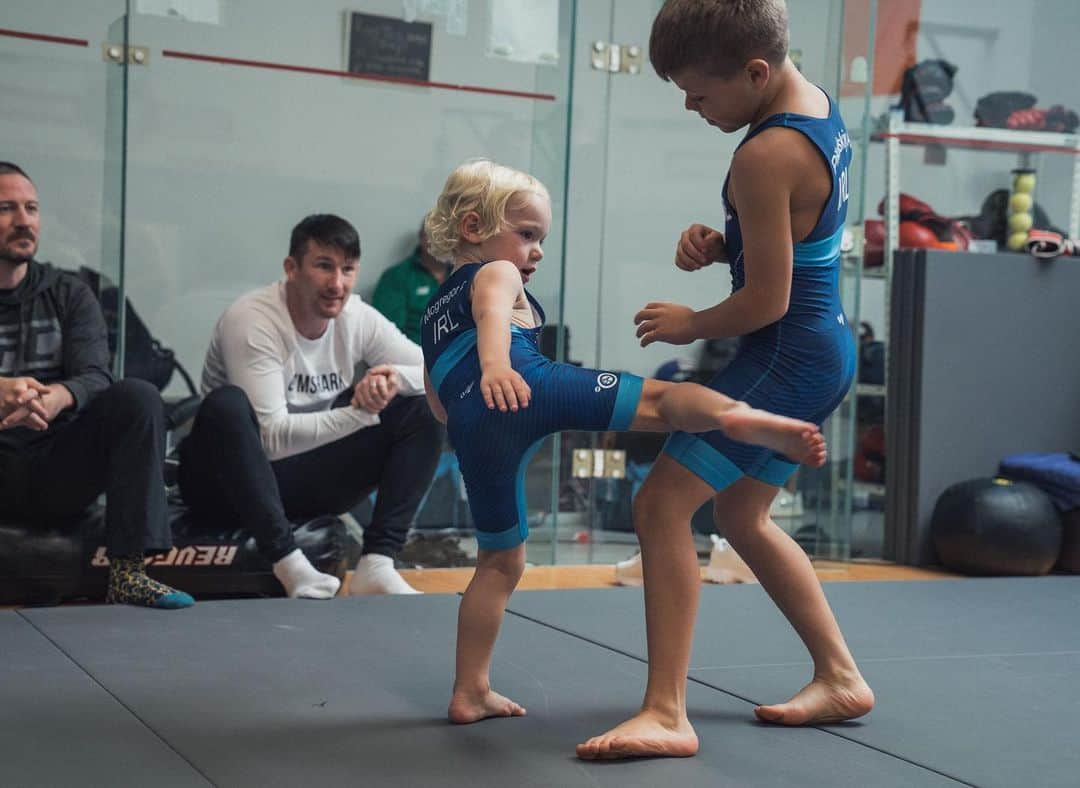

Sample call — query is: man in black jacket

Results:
[0,161,192,608]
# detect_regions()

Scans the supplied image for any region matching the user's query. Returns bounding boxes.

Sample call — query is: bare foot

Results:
[576,710,699,760]
[755,674,875,725]
[720,404,827,467]
[448,687,527,724]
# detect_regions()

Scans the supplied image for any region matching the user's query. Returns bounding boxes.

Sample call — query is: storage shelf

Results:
[873,122,1080,155]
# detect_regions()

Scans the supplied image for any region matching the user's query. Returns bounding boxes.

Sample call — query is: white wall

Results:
[858,0,1079,338]
[3,0,571,391]
[6,0,1075,385]
[0,1,128,277]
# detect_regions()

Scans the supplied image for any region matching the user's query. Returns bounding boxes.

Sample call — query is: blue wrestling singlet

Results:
[421,263,644,550]
[664,88,857,490]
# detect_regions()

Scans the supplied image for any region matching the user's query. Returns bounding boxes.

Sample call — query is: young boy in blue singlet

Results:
[420,159,828,727]
[577,0,874,761]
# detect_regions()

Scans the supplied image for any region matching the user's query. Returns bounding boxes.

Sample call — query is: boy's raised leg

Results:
[448,544,529,724]
[577,456,711,760]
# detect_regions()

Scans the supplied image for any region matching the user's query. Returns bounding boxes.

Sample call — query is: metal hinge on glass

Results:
[572,449,627,479]
[103,43,150,66]
[590,42,642,75]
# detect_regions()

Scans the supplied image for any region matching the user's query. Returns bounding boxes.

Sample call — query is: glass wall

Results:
[4,0,578,568]
[122,0,578,566]
[1,1,130,374]
[555,0,876,565]
[3,0,896,569]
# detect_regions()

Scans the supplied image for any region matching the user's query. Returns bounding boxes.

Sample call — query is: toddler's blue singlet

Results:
[421,263,643,550]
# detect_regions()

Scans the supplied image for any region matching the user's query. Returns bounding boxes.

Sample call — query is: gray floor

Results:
[507,578,1080,788]
[0,612,210,788]
[4,578,1078,787]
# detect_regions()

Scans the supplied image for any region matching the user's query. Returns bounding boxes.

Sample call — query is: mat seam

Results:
[17,610,218,788]
[502,605,978,787]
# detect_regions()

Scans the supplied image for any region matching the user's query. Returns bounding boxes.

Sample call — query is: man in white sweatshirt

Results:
[178,214,443,597]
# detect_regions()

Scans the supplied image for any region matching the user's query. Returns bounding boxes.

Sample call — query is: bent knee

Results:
[198,385,255,423]
[203,384,250,411]
[104,378,163,421]
[633,483,693,534]
[712,495,770,539]
[476,544,526,578]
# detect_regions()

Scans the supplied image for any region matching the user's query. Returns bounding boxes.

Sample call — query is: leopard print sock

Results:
[106,556,195,609]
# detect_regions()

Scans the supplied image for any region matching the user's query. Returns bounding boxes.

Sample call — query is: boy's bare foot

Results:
[719,404,827,467]
[448,687,527,724]
[755,673,875,725]
[577,710,699,760]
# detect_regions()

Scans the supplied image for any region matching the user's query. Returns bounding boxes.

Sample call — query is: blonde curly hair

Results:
[424,159,549,262]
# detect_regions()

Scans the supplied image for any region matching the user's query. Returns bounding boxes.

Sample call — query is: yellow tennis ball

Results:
[1008,212,1033,233]
[1014,173,1036,193]
[1007,231,1029,250]
[1009,192,1033,213]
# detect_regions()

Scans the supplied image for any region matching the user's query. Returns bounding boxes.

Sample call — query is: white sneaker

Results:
[769,490,804,518]
[701,535,757,584]
[348,554,422,595]
[614,551,644,587]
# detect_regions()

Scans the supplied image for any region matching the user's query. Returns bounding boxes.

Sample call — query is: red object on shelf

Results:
[864,192,972,267]
[854,424,885,483]
[863,220,967,267]
[1005,105,1079,134]
[1006,108,1047,131]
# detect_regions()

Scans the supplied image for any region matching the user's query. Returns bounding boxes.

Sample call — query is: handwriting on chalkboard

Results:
[347,12,432,82]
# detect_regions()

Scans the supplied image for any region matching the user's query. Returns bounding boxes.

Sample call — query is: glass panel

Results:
[565,0,877,565]
[806,0,877,561]
[123,0,577,568]
[827,0,879,561]
[568,0,735,566]
[0,1,131,376]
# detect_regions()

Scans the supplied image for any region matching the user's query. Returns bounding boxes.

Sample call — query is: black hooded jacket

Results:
[0,260,113,448]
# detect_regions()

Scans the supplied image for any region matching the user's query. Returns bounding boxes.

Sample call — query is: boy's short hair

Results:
[425,159,549,262]
[288,214,361,261]
[650,0,789,80]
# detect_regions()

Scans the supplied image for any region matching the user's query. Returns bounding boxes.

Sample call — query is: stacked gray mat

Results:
[4,577,1078,786]
[886,249,1080,565]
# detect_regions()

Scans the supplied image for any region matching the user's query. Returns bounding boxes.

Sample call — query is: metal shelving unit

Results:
[862,116,1080,549]
[873,115,1080,365]
[882,117,1080,266]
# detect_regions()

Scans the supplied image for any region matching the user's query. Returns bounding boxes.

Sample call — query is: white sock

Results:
[348,553,421,595]
[272,548,341,599]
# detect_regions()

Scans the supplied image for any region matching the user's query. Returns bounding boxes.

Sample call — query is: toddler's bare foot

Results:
[448,687,527,724]
[577,709,698,760]
[720,404,827,467]
[755,673,874,725]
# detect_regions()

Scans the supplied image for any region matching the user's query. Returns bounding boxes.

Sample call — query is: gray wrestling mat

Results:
[0,611,209,787]
[9,596,959,787]
[506,577,1080,788]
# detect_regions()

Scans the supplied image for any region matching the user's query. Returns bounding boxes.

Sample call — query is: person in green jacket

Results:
[372,225,451,344]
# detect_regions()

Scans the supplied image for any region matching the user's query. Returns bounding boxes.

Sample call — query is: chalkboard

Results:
[347,12,432,82]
